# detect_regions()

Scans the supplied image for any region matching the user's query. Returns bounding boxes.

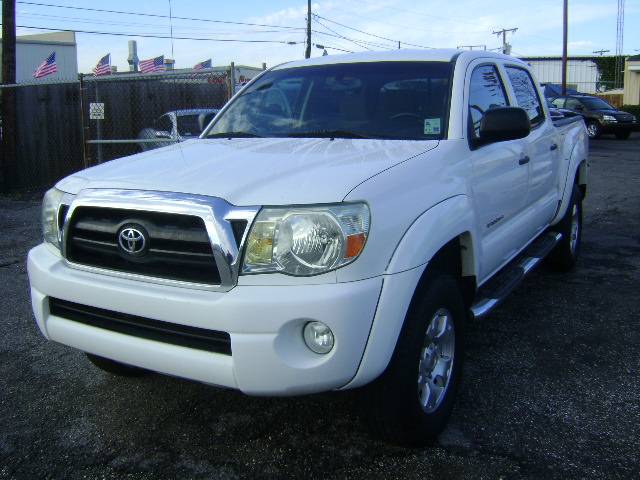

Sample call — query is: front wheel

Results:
[362,274,465,446]
[586,121,601,139]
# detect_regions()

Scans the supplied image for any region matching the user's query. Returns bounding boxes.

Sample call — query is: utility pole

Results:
[593,49,610,56]
[1,0,17,192]
[492,27,517,55]
[305,0,311,59]
[562,0,568,95]
[398,41,401,50]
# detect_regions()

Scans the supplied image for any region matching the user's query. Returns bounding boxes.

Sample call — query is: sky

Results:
[13,0,640,73]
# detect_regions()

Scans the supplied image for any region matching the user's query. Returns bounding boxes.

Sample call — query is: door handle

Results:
[550,143,558,151]
[518,156,530,165]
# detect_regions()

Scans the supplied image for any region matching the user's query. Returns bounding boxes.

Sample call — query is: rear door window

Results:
[505,67,545,127]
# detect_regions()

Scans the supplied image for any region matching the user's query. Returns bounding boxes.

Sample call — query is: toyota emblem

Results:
[118,226,147,256]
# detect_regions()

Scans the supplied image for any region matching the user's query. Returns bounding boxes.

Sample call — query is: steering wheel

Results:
[389,112,423,122]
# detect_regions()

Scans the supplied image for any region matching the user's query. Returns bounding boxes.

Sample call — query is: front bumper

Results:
[28,244,383,395]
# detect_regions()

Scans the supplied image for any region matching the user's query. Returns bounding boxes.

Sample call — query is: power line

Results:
[19,12,303,34]
[7,24,303,44]
[313,13,434,49]
[311,17,372,51]
[313,13,396,44]
[311,30,391,50]
[15,1,302,30]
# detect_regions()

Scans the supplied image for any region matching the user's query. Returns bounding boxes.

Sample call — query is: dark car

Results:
[550,95,638,140]
[545,99,583,123]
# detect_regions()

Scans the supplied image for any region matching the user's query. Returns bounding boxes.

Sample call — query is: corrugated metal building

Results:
[0,31,78,83]
[520,56,605,94]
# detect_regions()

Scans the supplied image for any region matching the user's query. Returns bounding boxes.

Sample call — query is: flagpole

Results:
[168,0,174,60]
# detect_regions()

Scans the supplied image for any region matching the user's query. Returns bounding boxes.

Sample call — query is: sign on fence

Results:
[89,102,105,120]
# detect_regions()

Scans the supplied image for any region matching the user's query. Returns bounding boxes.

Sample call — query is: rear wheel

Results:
[363,274,465,446]
[615,130,631,140]
[86,353,150,377]
[586,121,601,139]
[548,186,582,272]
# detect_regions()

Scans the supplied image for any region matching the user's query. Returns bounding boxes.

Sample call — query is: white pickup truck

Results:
[28,50,588,446]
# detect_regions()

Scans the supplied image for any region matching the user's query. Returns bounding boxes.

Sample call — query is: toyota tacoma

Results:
[28,50,588,446]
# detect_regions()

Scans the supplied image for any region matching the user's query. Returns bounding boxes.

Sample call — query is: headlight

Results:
[602,115,617,122]
[41,188,65,250]
[242,202,370,276]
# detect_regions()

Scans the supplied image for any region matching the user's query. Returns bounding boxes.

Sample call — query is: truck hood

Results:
[57,138,438,205]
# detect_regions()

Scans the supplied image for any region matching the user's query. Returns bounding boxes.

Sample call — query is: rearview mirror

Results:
[478,107,531,145]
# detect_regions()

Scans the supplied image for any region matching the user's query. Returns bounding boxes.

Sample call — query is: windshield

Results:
[177,113,217,137]
[580,97,614,110]
[205,61,453,140]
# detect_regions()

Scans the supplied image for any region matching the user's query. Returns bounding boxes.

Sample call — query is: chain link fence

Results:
[1,80,84,191]
[1,68,239,191]
[82,69,231,164]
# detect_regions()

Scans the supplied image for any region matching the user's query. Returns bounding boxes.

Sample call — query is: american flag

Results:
[93,53,111,76]
[139,55,165,73]
[193,59,212,70]
[33,51,57,79]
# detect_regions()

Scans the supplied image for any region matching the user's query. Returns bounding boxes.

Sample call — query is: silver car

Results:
[137,108,219,151]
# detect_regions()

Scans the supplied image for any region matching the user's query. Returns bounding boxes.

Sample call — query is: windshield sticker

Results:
[424,118,441,135]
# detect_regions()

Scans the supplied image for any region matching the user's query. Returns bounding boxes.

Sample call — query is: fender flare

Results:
[386,194,478,276]
[343,195,478,389]
[552,142,588,225]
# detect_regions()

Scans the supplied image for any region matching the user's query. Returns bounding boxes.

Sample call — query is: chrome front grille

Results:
[66,207,221,285]
[61,189,259,291]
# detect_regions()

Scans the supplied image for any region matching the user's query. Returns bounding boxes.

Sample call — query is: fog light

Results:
[303,321,334,354]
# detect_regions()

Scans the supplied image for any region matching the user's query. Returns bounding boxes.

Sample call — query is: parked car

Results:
[28,50,588,446]
[137,108,219,151]
[546,98,582,122]
[551,94,638,139]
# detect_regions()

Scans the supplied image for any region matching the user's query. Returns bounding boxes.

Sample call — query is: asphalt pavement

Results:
[1,133,639,479]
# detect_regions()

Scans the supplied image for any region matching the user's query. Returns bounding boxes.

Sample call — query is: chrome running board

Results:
[470,232,563,320]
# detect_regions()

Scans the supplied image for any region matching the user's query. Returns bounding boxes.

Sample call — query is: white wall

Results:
[16,41,78,83]
[522,58,600,94]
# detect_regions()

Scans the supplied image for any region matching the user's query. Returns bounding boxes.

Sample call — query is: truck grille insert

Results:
[65,207,221,285]
[49,298,232,355]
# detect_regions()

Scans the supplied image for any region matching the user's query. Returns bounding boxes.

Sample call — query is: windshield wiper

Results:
[207,131,262,139]
[284,130,368,139]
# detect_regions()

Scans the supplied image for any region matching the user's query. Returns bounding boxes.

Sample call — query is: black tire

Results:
[548,186,582,272]
[586,121,601,139]
[615,130,631,140]
[362,273,465,446]
[85,353,150,377]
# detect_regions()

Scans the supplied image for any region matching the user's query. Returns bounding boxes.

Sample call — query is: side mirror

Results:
[478,107,531,145]
[574,104,584,112]
[155,130,171,139]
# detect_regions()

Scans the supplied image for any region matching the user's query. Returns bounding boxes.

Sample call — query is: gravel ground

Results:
[1,133,639,479]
